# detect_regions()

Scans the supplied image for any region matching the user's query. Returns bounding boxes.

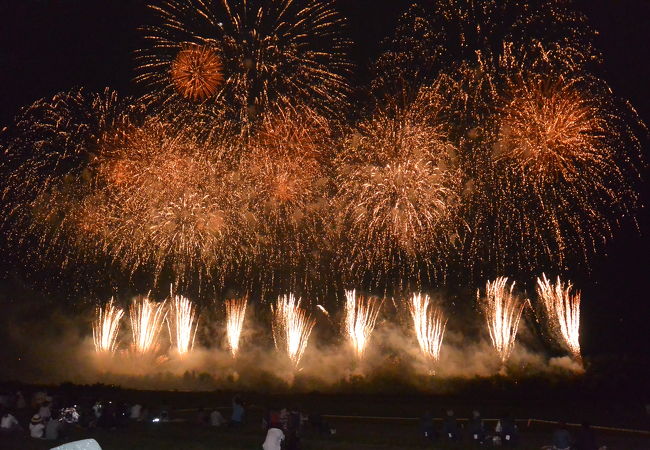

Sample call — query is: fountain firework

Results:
[130,296,167,355]
[271,294,315,368]
[225,297,247,357]
[93,298,124,354]
[409,293,447,364]
[344,289,383,360]
[536,274,581,360]
[167,292,199,355]
[478,278,526,364]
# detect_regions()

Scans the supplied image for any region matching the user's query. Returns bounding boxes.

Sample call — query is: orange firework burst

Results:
[271,294,316,368]
[536,274,581,360]
[344,289,383,360]
[334,86,462,284]
[409,293,447,364]
[171,43,224,101]
[478,277,526,364]
[93,298,124,354]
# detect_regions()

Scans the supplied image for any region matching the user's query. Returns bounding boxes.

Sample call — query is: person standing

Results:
[262,427,284,450]
[29,414,45,438]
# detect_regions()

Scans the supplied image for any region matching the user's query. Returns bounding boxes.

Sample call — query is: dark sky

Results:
[0,0,648,356]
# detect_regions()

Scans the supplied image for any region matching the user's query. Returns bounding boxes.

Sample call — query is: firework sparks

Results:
[536,274,581,360]
[478,277,526,364]
[272,294,315,367]
[225,297,247,357]
[409,293,447,363]
[136,0,351,118]
[167,292,199,355]
[93,298,124,354]
[171,43,224,101]
[344,289,383,359]
[334,86,462,284]
[130,296,167,355]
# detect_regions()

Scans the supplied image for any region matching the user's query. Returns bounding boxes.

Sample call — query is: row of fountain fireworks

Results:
[93,274,581,370]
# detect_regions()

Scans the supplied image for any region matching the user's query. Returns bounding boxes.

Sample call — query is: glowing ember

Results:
[409,293,447,363]
[92,298,124,354]
[536,274,581,360]
[478,277,526,364]
[225,297,247,357]
[344,289,383,359]
[167,292,199,355]
[130,296,167,355]
[272,294,315,367]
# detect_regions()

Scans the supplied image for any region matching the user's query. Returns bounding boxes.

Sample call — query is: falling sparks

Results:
[171,43,224,101]
[536,274,581,360]
[271,294,315,367]
[93,298,124,354]
[344,289,383,359]
[478,278,526,364]
[130,296,167,355]
[167,292,199,355]
[409,293,447,363]
[225,297,247,357]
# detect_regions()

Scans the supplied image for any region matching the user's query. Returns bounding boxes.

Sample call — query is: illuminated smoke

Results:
[272,293,315,368]
[130,296,167,355]
[478,277,526,364]
[167,292,199,355]
[225,297,247,357]
[536,274,581,360]
[92,298,124,354]
[409,293,447,363]
[344,289,383,360]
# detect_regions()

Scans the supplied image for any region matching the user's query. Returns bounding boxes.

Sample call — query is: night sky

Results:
[0,0,648,357]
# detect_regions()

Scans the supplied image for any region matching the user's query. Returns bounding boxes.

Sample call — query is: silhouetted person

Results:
[467,409,485,445]
[551,422,572,450]
[443,409,459,440]
[574,423,598,450]
[231,395,245,426]
[496,412,518,446]
[420,410,436,441]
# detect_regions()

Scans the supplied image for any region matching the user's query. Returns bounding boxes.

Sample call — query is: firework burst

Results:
[167,292,199,355]
[225,297,247,357]
[136,0,352,119]
[478,277,526,364]
[171,43,224,101]
[130,296,167,355]
[344,289,383,360]
[334,86,462,285]
[409,293,447,364]
[536,274,581,360]
[271,294,316,368]
[93,298,125,354]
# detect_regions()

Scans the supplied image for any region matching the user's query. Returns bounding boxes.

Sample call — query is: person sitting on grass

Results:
[29,414,45,439]
[1,408,23,434]
[210,408,225,427]
[443,409,459,440]
[45,410,65,441]
[262,426,284,450]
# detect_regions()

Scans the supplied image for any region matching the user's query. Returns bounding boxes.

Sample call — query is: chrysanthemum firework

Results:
[136,0,352,119]
[333,86,462,286]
